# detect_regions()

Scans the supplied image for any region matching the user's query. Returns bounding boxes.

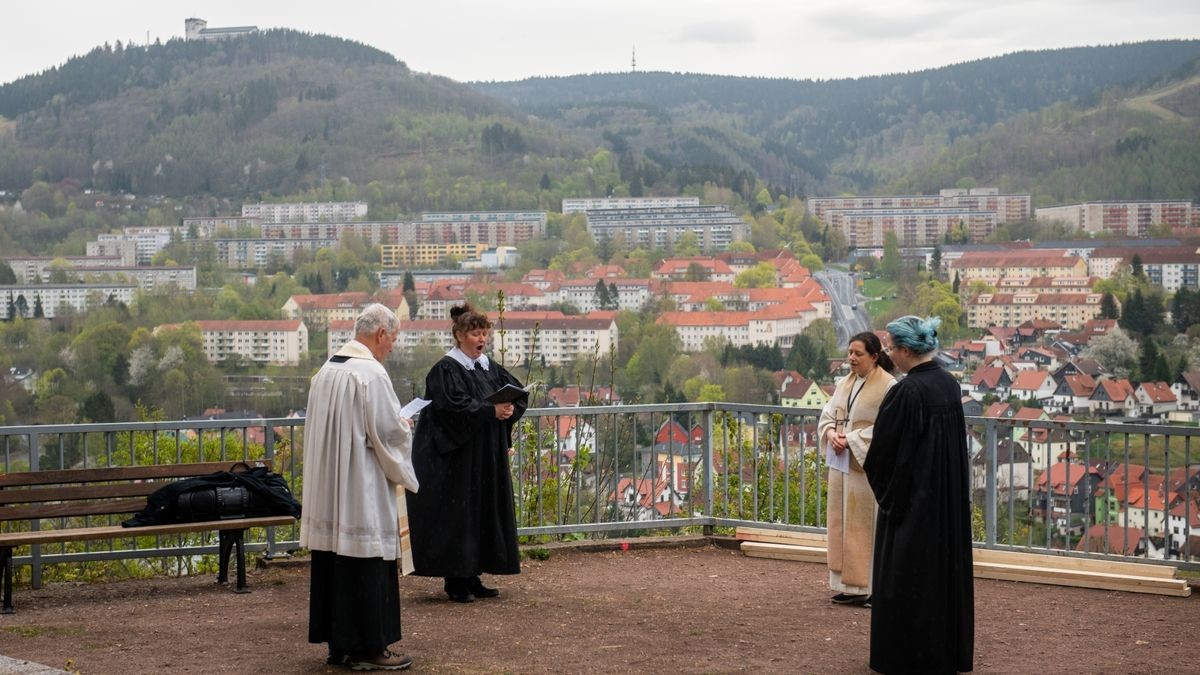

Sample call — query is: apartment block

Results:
[830,208,998,248]
[3,256,126,283]
[562,197,699,213]
[967,292,1105,330]
[170,320,309,366]
[391,313,617,367]
[949,251,1088,286]
[1036,200,1194,237]
[260,221,402,246]
[415,211,547,247]
[2,284,137,319]
[241,201,368,223]
[810,188,1030,225]
[209,238,338,269]
[380,243,488,268]
[585,205,749,252]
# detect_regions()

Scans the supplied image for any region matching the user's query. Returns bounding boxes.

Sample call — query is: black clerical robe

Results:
[863,360,974,674]
[406,356,526,578]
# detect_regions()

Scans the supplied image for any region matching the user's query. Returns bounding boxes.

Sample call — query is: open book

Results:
[486,383,533,404]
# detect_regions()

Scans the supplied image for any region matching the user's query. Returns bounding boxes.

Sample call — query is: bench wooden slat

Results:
[0,481,165,507]
[0,516,296,548]
[0,460,273,488]
[0,498,150,521]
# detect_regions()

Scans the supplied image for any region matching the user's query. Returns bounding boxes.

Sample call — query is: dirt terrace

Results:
[0,539,1196,674]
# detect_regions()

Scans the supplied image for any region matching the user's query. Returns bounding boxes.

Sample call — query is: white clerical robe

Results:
[817,366,895,593]
[300,339,419,560]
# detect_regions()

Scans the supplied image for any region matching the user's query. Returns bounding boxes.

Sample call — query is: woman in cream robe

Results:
[817,331,895,604]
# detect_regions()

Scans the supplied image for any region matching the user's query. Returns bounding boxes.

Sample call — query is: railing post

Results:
[263,424,278,559]
[984,421,998,546]
[29,431,41,590]
[703,405,714,537]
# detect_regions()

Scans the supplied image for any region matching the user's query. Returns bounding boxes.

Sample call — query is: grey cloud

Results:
[677,20,756,44]
[809,6,976,40]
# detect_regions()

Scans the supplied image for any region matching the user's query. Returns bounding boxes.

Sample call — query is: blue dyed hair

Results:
[886,315,941,355]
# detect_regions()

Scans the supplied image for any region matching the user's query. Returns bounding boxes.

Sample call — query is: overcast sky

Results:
[4,0,1198,86]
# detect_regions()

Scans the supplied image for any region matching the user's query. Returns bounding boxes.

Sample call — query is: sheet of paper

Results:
[400,398,431,419]
[825,441,850,474]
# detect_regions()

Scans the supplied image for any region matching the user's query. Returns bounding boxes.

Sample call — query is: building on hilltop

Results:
[184,18,257,41]
[241,202,368,223]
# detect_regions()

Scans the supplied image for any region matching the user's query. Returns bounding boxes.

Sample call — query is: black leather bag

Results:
[176,486,258,521]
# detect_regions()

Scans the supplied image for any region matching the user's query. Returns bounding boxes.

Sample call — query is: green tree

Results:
[880,232,901,281]
[1101,292,1120,321]
[0,262,15,284]
[734,262,776,288]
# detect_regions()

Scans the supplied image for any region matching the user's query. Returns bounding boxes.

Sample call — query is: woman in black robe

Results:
[406,303,527,602]
[863,315,974,674]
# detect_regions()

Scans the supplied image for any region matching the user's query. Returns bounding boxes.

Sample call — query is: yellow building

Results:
[967,292,1105,330]
[380,243,488,268]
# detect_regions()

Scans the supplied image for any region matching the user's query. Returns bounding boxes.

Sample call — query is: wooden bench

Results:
[0,460,297,613]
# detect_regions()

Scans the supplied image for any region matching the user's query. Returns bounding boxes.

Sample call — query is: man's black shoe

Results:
[468,577,500,598]
[327,650,350,666]
[831,592,870,606]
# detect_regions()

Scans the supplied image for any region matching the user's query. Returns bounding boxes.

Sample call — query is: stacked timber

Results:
[734,527,1191,597]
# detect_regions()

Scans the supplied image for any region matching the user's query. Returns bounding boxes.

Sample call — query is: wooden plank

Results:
[735,527,827,546]
[736,539,1190,598]
[0,481,163,507]
[740,541,827,564]
[974,547,1178,579]
[0,460,274,488]
[0,516,296,547]
[0,498,148,521]
[974,563,1190,597]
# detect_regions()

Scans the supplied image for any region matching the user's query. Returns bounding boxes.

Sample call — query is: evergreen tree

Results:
[32,296,44,318]
[1131,254,1144,278]
[0,262,15,284]
[1137,337,1159,382]
[539,172,551,190]
[931,246,942,280]
[402,271,415,293]
[952,272,960,295]
[1100,292,1120,320]
[608,282,620,309]
[594,279,611,310]
[880,232,901,281]
[1173,287,1192,332]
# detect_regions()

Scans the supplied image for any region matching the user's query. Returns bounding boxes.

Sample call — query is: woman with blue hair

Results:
[863,315,974,674]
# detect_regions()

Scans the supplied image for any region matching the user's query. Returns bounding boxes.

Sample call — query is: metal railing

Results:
[2,404,1197,588]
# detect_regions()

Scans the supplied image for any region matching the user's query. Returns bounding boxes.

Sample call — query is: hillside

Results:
[1,35,1198,219]
[476,41,1200,198]
[0,30,592,213]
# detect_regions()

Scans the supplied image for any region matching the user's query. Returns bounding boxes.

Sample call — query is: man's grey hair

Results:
[355,303,400,337]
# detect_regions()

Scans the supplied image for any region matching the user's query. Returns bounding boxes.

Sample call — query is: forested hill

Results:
[1,34,1199,215]
[0,30,582,212]
[474,41,1200,198]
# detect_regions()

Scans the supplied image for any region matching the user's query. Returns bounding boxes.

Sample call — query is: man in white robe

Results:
[300,303,419,671]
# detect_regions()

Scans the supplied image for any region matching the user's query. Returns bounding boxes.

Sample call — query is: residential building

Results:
[585,204,749,252]
[241,201,368,223]
[1134,382,1177,419]
[554,278,653,313]
[657,305,814,351]
[1172,371,1200,411]
[3,256,126,283]
[967,292,1105,331]
[158,320,309,366]
[1033,461,1104,529]
[392,313,617,368]
[809,188,1030,225]
[2,284,137,319]
[949,251,1088,286]
[1090,379,1137,417]
[830,208,998,248]
[1010,370,1057,404]
[260,221,401,246]
[180,216,261,237]
[381,243,489,268]
[209,238,338,269]
[1035,200,1194,237]
[780,375,830,409]
[562,197,699,213]
[282,290,408,332]
[418,211,547,247]
[1050,374,1096,416]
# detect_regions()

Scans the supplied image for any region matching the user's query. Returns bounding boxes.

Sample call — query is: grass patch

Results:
[524,547,552,561]
[861,278,896,299]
